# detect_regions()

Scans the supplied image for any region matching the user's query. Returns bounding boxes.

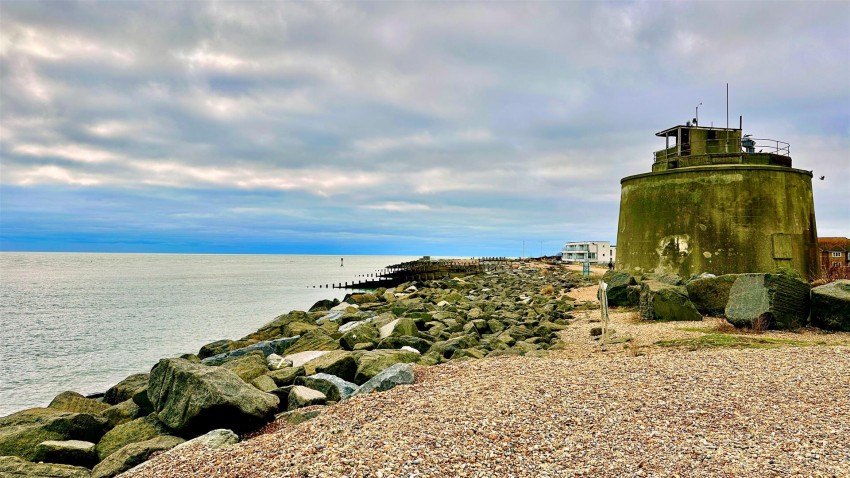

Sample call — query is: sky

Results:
[1,1,848,256]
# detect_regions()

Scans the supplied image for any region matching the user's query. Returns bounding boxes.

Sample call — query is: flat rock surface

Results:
[122,347,850,477]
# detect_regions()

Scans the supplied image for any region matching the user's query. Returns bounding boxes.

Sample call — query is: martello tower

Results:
[615,121,820,279]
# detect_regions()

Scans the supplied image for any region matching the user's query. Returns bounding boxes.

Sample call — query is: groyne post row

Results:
[311,257,513,289]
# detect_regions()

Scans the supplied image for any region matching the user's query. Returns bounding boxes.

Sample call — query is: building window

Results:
[832,251,842,257]
[833,262,841,268]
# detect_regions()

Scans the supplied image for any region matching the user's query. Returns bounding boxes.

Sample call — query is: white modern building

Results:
[561,241,616,265]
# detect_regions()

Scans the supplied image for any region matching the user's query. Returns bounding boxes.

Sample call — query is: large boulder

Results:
[302,350,357,382]
[200,336,301,366]
[376,336,434,354]
[339,322,379,351]
[378,318,419,339]
[639,280,702,322]
[295,374,358,402]
[197,339,234,359]
[48,392,110,415]
[147,358,279,436]
[266,367,306,387]
[287,386,326,411]
[353,350,420,384]
[309,298,340,312]
[91,435,184,478]
[95,414,170,460]
[32,439,98,468]
[219,351,270,382]
[0,408,108,461]
[601,270,637,306]
[685,275,738,316]
[0,455,92,478]
[283,330,341,355]
[99,400,141,429]
[353,363,415,396]
[725,272,810,329]
[810,280,850,331]
[103,374,149,405]
[169,429,239,453]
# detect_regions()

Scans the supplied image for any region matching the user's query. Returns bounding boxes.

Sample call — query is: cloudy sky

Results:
[1,1,847,256]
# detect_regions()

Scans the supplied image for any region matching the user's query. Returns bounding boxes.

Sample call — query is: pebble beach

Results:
[122,268,850,478]
[124,346,850,478]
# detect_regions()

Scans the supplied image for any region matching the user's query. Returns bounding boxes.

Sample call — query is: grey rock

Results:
[48,392,110,415]
[725,272,810,329]
[295,374,358,402]
[810,280,850,331]
[0,408,108,461]
[353,363,415,396]
[201,336,301,366]
[103,374,149,405]
[169,429,239,452]
[147,358,279,435]
[91,435,184,478]
[95,414,169,461]
[0,455,92,478]
[33,440,97,468]
[639,280,702,322]
[601,270,637,306]
[287,386,327,411]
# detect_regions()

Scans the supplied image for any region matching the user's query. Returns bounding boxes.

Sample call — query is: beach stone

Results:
[601,270,637,306]
[283,351,330,368]
[283,330,341,355]
[197,340,234,359]
[276,407,323,425]
[267,366,306,386]
[302,350,357,382]
[685,275,738,316]
[283,321,318,337]
[309,298,340,312]
[265,353,289,370]
[430,334,480,359]
[33,440,97,468]
[0,408,108,461]
[644,272,684,286]
[0,455,92,478]
[200,336,301,366]
[378,318,418,339]
[287,386,327,411]
[103,373,149,405]
[147,358,279,435]
[251,375,279,393]
[354,350,420,384]
[219,351,269,382]
[243,311,311,341]
[376,336,434,353]
[95,414,170,461]
[353,363,415,396]
[725,272,810,329]
[639,280,702,322]
[340,322,379,351]
[451,348,486,360]
[487,319,505,334]
[347,293,377,304]
[100,399,141,429]
[295,374,358,402]
[48,392,111,415]
[91,435,184,478]
[169,429,239,452]
[131,386,154,415]
[810,280,850,331]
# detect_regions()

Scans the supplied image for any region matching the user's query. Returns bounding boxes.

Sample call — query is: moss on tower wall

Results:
[616,165,819,280]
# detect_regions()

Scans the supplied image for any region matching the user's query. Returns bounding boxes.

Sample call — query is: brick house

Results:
[818,237,850,272]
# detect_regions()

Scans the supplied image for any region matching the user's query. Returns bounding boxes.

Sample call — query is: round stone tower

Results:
[616,123,820,280]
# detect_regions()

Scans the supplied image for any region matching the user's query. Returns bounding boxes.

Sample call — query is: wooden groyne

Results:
[311,257,512,290]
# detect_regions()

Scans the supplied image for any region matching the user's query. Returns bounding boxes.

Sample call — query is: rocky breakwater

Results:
[0,262,589,477]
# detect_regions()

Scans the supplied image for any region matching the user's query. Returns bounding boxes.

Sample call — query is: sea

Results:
[0,253,418,417]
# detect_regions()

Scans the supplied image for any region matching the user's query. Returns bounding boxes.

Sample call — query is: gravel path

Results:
[124,347,850,478]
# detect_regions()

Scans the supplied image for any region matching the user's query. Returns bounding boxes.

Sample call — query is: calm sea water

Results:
[0,253,417,416]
